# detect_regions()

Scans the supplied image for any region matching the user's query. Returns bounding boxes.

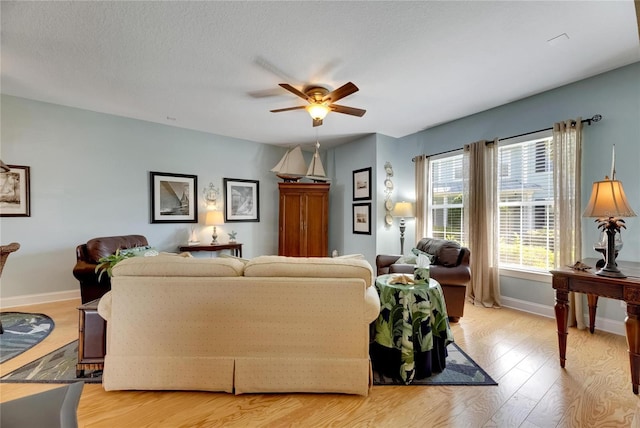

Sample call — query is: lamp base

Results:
[595,265,627,278]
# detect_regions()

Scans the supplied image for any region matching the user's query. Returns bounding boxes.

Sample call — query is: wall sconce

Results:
[205,210,224,244]
[203,183,220,210]
[392,201,415,255]
[583,147,637,278]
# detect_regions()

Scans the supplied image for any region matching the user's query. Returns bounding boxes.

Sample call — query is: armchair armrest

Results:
[72,260,98,281]
[375,255,402,276]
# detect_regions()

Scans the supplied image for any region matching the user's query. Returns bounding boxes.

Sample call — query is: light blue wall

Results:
[399,61,640,324]
[375,133,418,256]
[326,134,377,266]
[2,62,638,321]
[0,95,285,300]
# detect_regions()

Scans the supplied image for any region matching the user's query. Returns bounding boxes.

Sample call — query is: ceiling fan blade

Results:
[313,118,323,127]
[322,82,358,103]
[270,106,306,113]
[330,104,366,117]
[279,84,312,102]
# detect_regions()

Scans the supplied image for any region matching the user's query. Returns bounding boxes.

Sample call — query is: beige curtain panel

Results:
[414,155,429,243]
[553,118,585,329]
[463,139,501,308]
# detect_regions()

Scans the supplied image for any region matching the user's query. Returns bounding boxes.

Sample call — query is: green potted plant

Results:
[95,248,134,281]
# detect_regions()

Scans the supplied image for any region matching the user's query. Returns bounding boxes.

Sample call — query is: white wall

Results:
[0,95,285,304]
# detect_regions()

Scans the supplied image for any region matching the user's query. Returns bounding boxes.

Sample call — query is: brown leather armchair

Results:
[73,235,149,303]
[376,238,471,322]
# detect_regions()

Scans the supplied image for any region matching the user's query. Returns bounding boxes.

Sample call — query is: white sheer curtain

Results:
[414,155,429,242]
[553,118,585,329]
[463,139,501,308]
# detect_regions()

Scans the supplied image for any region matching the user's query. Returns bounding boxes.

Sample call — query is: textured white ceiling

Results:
[1,1,639,149]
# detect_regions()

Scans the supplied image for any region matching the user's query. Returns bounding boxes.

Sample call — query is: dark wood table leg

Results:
[625,303,640,394]
[554,289,569,368]
[587,294,598,334]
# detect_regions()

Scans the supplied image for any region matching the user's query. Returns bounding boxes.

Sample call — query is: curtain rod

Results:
[412,114,602,162]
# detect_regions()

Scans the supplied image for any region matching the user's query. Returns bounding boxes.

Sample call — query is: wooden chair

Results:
[0,242,20,334]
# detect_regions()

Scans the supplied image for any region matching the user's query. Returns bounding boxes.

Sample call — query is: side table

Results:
[179,243,243,258]
[371,274,454,384]
[76,299,106,377]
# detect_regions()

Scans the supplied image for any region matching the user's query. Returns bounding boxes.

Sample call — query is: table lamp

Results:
[583,171,636,278]
[392,201,415,255]
[205,210,224,244]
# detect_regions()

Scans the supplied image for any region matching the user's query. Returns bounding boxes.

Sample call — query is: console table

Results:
[550,258,640,394]
[179,243,242,257]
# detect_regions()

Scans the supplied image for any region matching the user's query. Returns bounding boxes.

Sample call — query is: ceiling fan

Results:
[270,82,366,127]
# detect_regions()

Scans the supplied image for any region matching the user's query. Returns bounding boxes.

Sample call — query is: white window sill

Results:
[499,267,552,283]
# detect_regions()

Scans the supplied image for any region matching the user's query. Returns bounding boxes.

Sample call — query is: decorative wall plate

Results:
[384,162,394,176]
[385,213,394,225]
[385,199,394,211]
[384,179,394,190]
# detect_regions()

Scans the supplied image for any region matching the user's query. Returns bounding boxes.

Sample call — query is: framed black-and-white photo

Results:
[224,178,260,222]
[0,165,30,217]
[353,202,371,235]
[353,167,372,200]
[150,171,198,223]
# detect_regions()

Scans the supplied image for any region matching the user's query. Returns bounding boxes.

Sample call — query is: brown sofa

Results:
[73,235,149,303]
[376,238,471,322]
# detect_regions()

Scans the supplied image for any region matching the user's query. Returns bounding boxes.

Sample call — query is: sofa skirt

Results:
[102,355,235,392]
[103,355,372,396]
[234,357,372,396]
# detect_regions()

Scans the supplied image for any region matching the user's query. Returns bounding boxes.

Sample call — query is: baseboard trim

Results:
[500,296,625,337]
[0,290,80,309]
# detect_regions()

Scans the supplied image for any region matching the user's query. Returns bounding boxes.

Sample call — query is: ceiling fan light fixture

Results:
[306,103,330,121]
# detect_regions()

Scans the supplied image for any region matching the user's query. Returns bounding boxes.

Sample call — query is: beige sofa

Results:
[97,255,380,396]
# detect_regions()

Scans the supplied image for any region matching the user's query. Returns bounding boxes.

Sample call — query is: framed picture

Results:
[0,165,30,217]
[150,171,198,223]
[353,202,372,235]
[353,167,372,200]
[223,178,260,222]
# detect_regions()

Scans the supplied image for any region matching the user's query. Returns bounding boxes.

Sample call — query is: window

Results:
[497,131,554,271]
[425,130,555,273]
[428,152,464,243]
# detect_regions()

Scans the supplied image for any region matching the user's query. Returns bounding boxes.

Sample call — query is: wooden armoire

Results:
[278,182,330,257]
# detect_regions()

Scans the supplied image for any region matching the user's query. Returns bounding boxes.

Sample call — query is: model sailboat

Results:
[271,146,307,182]
[305,141,329,182]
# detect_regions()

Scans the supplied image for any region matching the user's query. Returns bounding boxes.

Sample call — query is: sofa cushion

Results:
[112,256,245,277]
[120,245,159,257]
[415,238,463,267]
[244,256,374,287]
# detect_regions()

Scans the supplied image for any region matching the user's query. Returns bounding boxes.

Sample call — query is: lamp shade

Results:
[306,104,330,120]
[583,179,637,218]
[392,201,415,218]
[205,210,224,225]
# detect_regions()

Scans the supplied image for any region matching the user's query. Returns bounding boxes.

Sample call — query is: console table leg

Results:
[587,294,598,334]
[625,303,640,394]
[554,289,569,368]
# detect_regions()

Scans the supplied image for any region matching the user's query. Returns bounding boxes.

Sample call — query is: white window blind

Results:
[429,153,464,243]
[498,131,554,271]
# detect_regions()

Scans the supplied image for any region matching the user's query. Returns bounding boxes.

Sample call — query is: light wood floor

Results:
[1,299,639,427]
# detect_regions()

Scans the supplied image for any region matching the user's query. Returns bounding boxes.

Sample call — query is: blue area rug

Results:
[373,343,497,386]
[1,340,496,387]
[0,312,54,364]
[1,340,101,384]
